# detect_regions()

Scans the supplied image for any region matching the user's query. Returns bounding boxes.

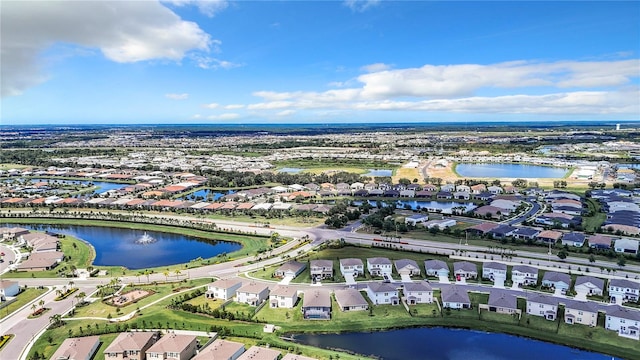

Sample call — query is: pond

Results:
[6,224,241,269]
[456,163,568,178]
[364,169,393,177]
[3,178,128,195]
[279,167,305,174]
[292,327,616,360]
[178,189,234,201]
[353,200,476,214]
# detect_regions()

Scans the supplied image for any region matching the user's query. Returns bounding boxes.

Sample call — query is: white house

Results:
[441,286,471,309]
[482,262,507,282]
[606,306,640,340]
[274,261,306,279]
[269,285,298,309]
[367,257,393,277]
[403,282,433,305]
[424,260,449,277]
[526,294,558,320]
[205,279,243,301]
[236,283,270,306]
[609,278,640,304]
[488,186,503,194]
[394,259,421,276]
[511,265,538,287]
[541,271,571,294]
[574,276,605,297]
[614,238,640,255]
[366,282,399,305]
[453,261,478,279]
[310,260,333,281]
[0,280,20,301]
[339,258,364,277]
[405,214,429,226]
[564,300,599,327]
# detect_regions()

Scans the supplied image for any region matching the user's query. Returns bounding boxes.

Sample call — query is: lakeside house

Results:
[334,288,368,311]
[205,279,243,301]
[609,278,640,304]
[487,290,518,315]
[564,300,598,327]
[441,286,471,309]
[526,294,558,321]
[366,282,399,305]
[403,281,433,304]
[236,283,270,306]
[302,289,331,320]
[606,305,640,340]
[269,285,298,309]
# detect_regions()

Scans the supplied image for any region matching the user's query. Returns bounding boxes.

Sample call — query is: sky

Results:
[1,0,639,125]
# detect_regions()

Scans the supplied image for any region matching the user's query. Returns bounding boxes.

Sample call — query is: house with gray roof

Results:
[574,276,605,297]
[424,260,449,277]
[511,265,538,287]
[236,283,270,306]
[526,294,558,320]
[339,258,364,277]
[310,260,333,281]
[609,278,640,304]
[511,227,540,241]
[302,289,331,320]
[394,259,421,276]
[367,257,393,277]
[206,278,243,301]
[366,282,399,305]
[482,262,507,282]
[403,282,433,304]
[104,331,159,360]
[488,290,518,315]
[541,271,571,294]
[606,305,640,340]
[274,261,306,279]
[564,300,599,327]
[614,238,640,255]
[334,288,368,311]
[561,232,586,247]
[453,261,478,279]
[441,286,471,309]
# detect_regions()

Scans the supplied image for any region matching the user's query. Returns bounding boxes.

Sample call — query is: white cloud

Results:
[344,0,381,12]
[361,63,391,73]
[163,0,229,17]
[191,54,242,70]
[207,113,240,120]
[224,104,245,109]
[1,1,213,97]
[166,93,189,100]
[203,102,219,108]
[276,110,296,117]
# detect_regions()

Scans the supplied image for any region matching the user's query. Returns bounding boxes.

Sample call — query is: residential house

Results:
[104,332,159,360]
[310,260,333,281]
[269,285,298,309]
[574,276,605,297]
[192,339,245,360]
[487,291,518,315]
[302,290,331,320]
[605,305,640,340]
[453,191,471,200]
[609,278,640,304]
[561,232,586,247]
[453,261,478,279]
[511,227,540,241]
[403,282,433,305]
[405,214,429,226]
[146,334,198,360]
[588,234,613,250]
[237,346,281,360]
[334,288,368,311]
[394,259,421,276]
[17,251,64,271]
[455,184,471,193]
[274,261,306,279]
[482,262,507,282]
[526,294,558,320]
[511,265,539,287]
[441,184,455,192]
[424,260,449,277]
[51,336,100,360]
[536,230,563,244]
[423,219,457,230]
[205,279,243,301]
[236,283,270,306]
[367,257,393,277]
[339,258,364,277]
[564,300,599,327]
[0,280,20,301]
[487,225,516,240]
[474,205,505,219]
[366,282,399,305]
[541,272,571,294]
[470,184,487,194]
[614,238,640,255]
[466,222,500,236]
[441,286,471,309]
[487,185,504,194]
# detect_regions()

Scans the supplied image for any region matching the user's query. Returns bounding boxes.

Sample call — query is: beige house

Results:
[269,285,299,309]
[192,339,245,360]
[146,333,197,360]
[205,279,243,301]
[564,301,599,327]
[104,331,159,360]
[237,346,281,360]
[236,283,270,306]
[50,336,100,360]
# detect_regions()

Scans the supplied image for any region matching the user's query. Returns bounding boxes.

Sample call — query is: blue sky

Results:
[1,0,639,125]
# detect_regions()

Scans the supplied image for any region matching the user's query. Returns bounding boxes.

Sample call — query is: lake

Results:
[178,189,234,201]
[353,200,476,214]
[279,167,305,173]
[364,169,393,177]
[293,327,616,360]
[4,178,127,195]
[6,224,241,269]
[456,163,568,178]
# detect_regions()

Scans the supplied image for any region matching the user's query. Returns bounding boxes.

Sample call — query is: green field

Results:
[0,288,48,320]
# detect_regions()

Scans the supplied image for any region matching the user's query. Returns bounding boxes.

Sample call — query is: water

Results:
[364,169,393,177]
[293,327,616,360]
[279,167,305,174]
[5,224,241,269]
[353,200,476,214]
[456,163,568,178]
[3,178,127,195]
[618,163,640,169]
[178,189,233,201]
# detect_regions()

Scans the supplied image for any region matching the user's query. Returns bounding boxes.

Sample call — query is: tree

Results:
[588,254,596,263]
[617,256,626,268]
[557,249,568,260]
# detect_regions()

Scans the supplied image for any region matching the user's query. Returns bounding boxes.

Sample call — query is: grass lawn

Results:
[0,164,29,170]
[184,294,224,309]
[222,302,257,317]
[203,213,325,228]
[0,287,47,320]
[583,198,606,232]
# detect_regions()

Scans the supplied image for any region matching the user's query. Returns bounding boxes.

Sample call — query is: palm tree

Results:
[31,303,37,315]
[163,270,170,282]
[174,269,182,279]
[68,280,75,289]
[39,299,45,310]
[49,314,62,326]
